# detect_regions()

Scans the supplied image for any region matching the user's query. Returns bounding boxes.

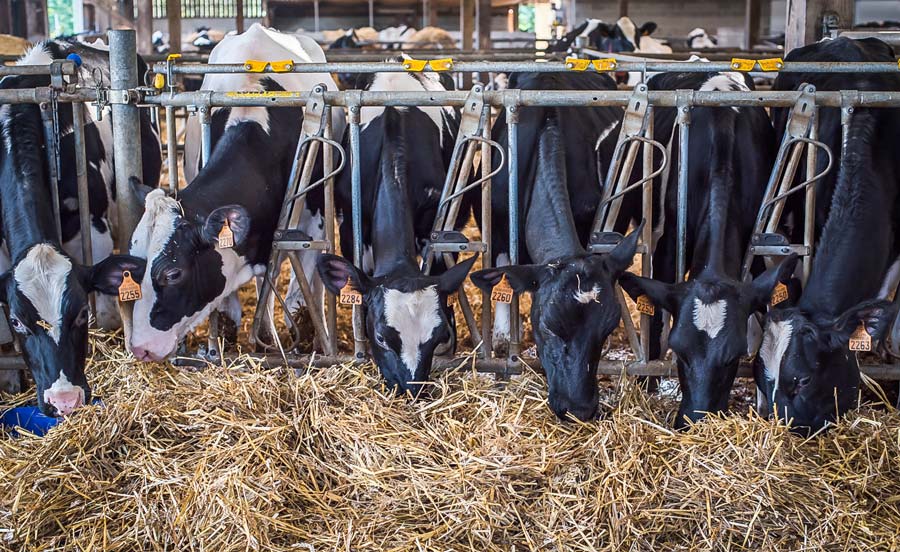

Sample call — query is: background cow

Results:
[550,17,671,54]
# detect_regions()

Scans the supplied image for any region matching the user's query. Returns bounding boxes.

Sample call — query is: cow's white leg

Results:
[492,252,511,350]
[63,221,120,329]
[746,313,763,357]
[256,275,277,341]
[220,292,243,327]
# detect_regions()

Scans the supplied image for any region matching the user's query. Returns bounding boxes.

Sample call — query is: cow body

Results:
[0,41,154,414]
[121,24,342,361]
[551,17,670,55]
[756,38,900,432]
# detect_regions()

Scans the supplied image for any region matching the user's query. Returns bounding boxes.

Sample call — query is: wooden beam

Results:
[422,0,437,27]
[118,0,135,26]
[476,0,491,49]
[460,0,474,87]
[369,0,374,27]
[618,0,628,17]
[236,0,245,33]
[135,0,153,54]
[166,0,181,54]
[785,0,854,52]
[743,0,759,50]
[507,6,518,33]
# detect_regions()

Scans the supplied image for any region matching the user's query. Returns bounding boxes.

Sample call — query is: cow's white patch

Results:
[616,17,638,47]
[14,244,72,343]
[383,285,442,378]
[579,19,603,38]
[17,43,53,66]
[692,298,727,340]
[42,370,83,411]
[573,276,601,304]
[362,70,452,141]
[759,320,793,400]
[700,73,749,112]
[687,28,717,49]
[0,104,11,153]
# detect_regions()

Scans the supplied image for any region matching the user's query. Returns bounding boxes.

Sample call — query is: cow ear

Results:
[470,264,548,294]
[744,254,800,312]
[437,254,478,295]
[604,220,644,276]
[201,205,251,247]
[639,21,658,35]
[86,255,147,295]
[824,298,895,350]
[316,253,371,295]
[129,176,155,205]
[619,273,679,314]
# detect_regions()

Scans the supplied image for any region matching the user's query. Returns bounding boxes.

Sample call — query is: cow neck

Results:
[0,102,61,261]
[696,111,734,279]
[372,109,418,277]
[524,116,585,265]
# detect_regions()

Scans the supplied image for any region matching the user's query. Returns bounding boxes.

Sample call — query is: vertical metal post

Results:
[323,107,337,354]
[39,104,62,244]
[313,0,320,33]
[368,0,375,27]
[71,102,93,267]
[506,103,520,359]
[109,30,145,343]
[675,94,691,283]
[349,98,367,359]
[802,108,818,284]
[198,102,219,360]
[640,110,653,361]
[166,0,182,55]
[480,109,493,358]
[165,105,178,194]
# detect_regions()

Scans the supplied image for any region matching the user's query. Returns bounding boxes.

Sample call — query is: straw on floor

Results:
[0,330,899,551]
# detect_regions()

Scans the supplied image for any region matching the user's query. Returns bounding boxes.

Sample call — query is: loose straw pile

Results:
[0,331,898,551]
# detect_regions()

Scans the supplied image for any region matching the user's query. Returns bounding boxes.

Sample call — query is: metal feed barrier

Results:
[2,31,898,388]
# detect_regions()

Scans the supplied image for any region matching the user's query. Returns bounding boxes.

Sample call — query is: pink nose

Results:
[131,344,163,363]
[46,388,84,416]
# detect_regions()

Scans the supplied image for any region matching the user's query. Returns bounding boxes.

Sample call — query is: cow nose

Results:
[131,344,161,363]
[46,387,84,416]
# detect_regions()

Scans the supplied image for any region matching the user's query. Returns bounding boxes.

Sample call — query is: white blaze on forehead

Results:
[759,320,793,400]
[573,275,601,304]
[14,244,73,343]
[692,298,727,340]
[361,70,453,139]
[384,285,443,378]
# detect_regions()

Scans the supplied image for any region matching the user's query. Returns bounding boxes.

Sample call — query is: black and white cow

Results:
[318,107,476,395]
[468,71,640,421]
[0,41,158,415]
[686,28,717,49]
[113,24,343,361]
[619,70,796,428]
[755,38,900,433]
[550,17,671,54]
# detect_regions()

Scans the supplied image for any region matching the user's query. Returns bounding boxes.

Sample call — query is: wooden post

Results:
[785,0,854,52]
[369,0,374,27]
[236,0,245,33]
[476,0,491,50]
[118,0,135,25]
[507,6,518,33]
[166,0,181,54]
[422,0,437,28]
[618,0,628,17]
[135,0,153,54]
[460,0,474,86]
[744,0,760,50]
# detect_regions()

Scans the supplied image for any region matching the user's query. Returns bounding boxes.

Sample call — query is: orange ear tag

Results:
[636,295,655,316]
[770,282,789,306]
[118,270,142,302]
[491,275,514,304]
[848,325,872,352]
[217,220,234,249]
[339,281,362,306]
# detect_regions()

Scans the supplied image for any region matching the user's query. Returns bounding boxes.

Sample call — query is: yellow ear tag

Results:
[402,59,428,72]
[269,59,294,72]
[636,295,655,316]
[339,281,362,306]
[771,282,789,306]
[217,220,234,249]
[491,275,514,304]
[118,270,142,302]
[848,325,872,352]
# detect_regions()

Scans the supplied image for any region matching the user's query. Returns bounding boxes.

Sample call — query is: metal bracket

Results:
[619,83,650,139]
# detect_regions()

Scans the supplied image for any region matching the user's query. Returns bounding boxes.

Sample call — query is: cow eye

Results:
[8,316,27,335]
[374,332,388,349]
[162,268,183,285]
[797,376,811,388]
[75,306,90,326]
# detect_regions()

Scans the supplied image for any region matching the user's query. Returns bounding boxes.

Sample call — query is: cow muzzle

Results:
[44,386,85,417]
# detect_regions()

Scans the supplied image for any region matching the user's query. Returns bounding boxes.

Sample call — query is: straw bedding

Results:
[1,330,899,551]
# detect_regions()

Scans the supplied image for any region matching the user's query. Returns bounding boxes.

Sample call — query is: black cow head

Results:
[110,186,252,362]
[0,243,143,416]
[317,253,478,396]
[596,17,660,53]
[755,298,895,434]
[471,228,641,421]
[621,255,799,428]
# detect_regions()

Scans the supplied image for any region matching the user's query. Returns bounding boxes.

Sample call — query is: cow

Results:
[317,107,477,396]
[0,41,158,415]
[686,28,717,49]
[467,71,640,421]
[756,37,900,433]
[550,17,671,54]
[618,70,797,428]
[112,24,343,362]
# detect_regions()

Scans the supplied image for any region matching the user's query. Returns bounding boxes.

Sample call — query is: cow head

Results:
[119,187,254,362]
[0,243,143,416]
[596,17,660,52]
[621,255,799,428]
[317,253,478,396]
[755,298,895,434]
[471,228,640,421]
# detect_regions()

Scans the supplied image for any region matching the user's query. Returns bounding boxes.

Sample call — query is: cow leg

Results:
[217,292,242,348]
[491,252,512,354]
[255,275,277,350]
[62,219,120,330]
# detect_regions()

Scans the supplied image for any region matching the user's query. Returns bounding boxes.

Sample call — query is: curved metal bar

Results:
[281,135,347,205]
[599,136,669,206]
[438,136,506,208]
[761,137,834,208]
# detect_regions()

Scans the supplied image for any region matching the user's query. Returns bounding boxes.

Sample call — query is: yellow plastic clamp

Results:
[269,59,294,72]
[896,58,900,70]
[243,59,269,72]
[758,57,784,71]
[166,53,182,62]
[403,59,429,71]
[565,57,592,71]
[429,58,453,71]
[592,58,617,72]
[153,73,165,89]
[730,58,756,72]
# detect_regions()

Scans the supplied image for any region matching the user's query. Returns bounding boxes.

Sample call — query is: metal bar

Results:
[506,102,520,360]
[286,252,333,355]
[323,107,337,355]
[142,90,900,110]
[0,62,77,77]
[480,110,492,358]
[197,99,219,361]
[71,102,94,267]
[640,110,653,362]
[675,94,691,282]
[155,60,900,76]
[165,105,179,194]
[39,104,62,243]
[802,108,818,284]
[348,94,367,360]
